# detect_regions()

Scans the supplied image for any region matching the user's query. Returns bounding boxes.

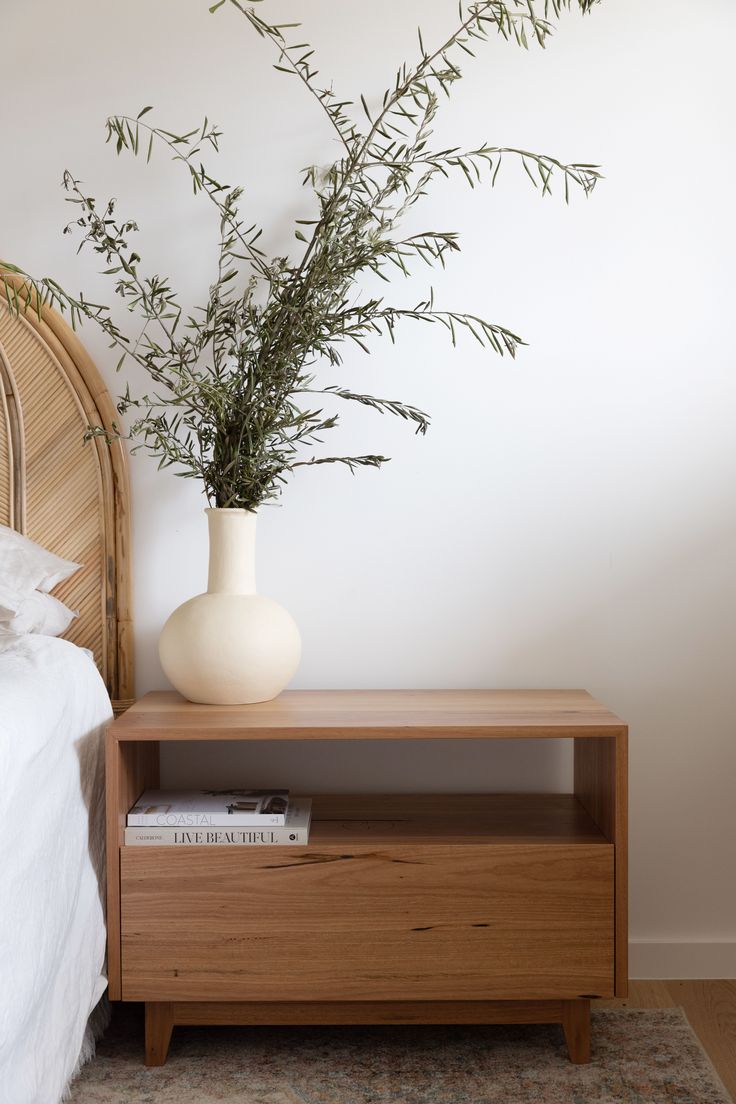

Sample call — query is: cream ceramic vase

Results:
[158,508,301,705]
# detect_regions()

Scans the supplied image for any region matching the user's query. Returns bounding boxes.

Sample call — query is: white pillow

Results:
[0,591,78,637]
[0,524,80,617]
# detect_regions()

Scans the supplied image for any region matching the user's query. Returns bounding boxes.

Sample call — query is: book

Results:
[125,799,312,846]
[127,788,290,827]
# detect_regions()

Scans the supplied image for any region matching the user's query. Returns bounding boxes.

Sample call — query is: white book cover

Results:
[128,788,289,826]
[125,799,312,846]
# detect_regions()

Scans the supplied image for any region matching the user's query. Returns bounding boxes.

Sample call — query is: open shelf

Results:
[307,793,608,845]
[120,793,608,849]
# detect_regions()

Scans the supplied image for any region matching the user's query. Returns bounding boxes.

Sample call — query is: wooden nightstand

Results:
[106,689,627,1066]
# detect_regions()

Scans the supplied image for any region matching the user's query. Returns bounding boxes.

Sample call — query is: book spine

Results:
[124,826,309,846]
[127,813,286,827]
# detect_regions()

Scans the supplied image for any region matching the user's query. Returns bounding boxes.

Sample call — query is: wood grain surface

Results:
[111,689,627,741]
[121,840,614,1002]
[574,734,628,997]
[106,736,160,999]
[306,794,608,844]
[169,998,570,1026]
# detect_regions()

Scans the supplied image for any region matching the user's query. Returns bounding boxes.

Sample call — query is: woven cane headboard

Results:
[0,271,133,710]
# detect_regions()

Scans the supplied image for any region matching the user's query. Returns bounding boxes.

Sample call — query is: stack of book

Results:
[124,789,311,846]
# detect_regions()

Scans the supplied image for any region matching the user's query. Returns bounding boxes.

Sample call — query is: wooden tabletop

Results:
[110,690,626,741]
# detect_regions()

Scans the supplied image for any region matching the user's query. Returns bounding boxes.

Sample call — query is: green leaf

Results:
[22,0,599,514]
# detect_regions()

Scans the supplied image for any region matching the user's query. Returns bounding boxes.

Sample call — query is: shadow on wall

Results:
[154,500,735,800]
[138,448,734,866]
[493,515,736,942]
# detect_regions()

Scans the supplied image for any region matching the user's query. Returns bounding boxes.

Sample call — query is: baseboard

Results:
[630,941,736,979]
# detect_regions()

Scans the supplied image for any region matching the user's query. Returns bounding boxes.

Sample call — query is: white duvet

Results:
[0,634,112,1104]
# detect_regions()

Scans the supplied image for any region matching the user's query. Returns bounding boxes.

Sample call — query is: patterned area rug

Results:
[68,1008,731,1104]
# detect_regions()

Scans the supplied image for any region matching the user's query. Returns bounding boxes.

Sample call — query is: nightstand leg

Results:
[145,1001,174,1066]
[562,999,590,1063]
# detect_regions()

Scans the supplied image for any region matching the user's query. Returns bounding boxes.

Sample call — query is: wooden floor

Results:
[596,981,736,1100]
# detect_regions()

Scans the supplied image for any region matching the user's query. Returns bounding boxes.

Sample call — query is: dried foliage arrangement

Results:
[3,0,601,509]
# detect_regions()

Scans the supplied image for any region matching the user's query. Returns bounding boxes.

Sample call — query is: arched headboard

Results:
[0,271,133,710]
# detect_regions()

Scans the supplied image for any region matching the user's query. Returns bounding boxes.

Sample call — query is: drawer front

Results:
[120,843,614,1002]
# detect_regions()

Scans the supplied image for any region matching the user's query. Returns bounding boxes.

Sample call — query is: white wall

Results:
[3,0,735,977]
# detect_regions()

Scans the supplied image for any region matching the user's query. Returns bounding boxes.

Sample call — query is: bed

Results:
[0,273,133,1104]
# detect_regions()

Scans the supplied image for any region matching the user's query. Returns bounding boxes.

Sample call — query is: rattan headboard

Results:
[0,272,133,710]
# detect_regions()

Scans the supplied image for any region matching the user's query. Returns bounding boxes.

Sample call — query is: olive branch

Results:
[2,0,601,509]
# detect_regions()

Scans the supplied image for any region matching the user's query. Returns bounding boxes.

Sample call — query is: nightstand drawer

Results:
[120,841,614,1002]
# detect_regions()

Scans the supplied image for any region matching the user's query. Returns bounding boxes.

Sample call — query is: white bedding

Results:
[0,634,112,1104]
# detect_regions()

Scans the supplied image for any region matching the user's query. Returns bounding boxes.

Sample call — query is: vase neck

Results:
[206,509,257,594]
